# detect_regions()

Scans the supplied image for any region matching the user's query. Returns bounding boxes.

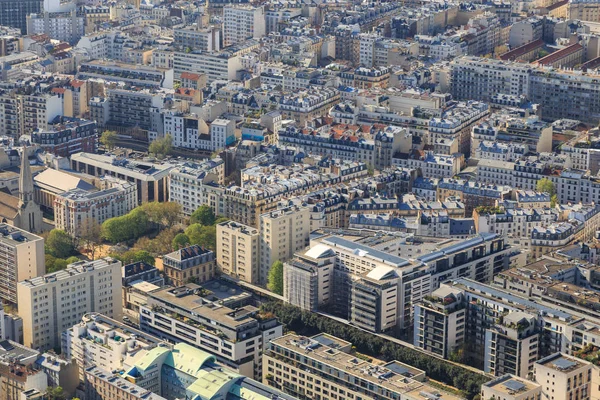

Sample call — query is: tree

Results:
[536,178,557,207]
[172,233,190,250]
[113,249,155,266]
[267,260,284,295]
[185,223,216,250]
[46,386,65,400]
[551,194,558,208]
[367,164,375,176]
[102,207,150,243]
[190,205,216,226]
[100,130,117,150]
[494,44,509,56]
[140,202,181,230]
[79,218,102,260]
[46,229,75,258]
[149,134,173,159]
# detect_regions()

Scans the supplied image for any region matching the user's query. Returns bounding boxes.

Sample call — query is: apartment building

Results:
[210,118,235,150]
[173,26,220,51]
[53,179,137,237]
[0,89,63,137]
[223,5,266,47]
[0,225,44,304]
[393,151,463,178]
[278,87,341,126]
[0,0,42,34]
[84,366,167,400]
[78,60,174,89]
[104,88,167,132]
[296,232,513,332]
[259,205,310,285]
[437,179,512,216]
[26,11,84,43]
[17,258,123,351]
[62,313,165,382]
[162,245,216,286]
[534,354,592,400]
[139,282,283,379]
[217,221,260,284]
[481,375,542,400]
[167,159,225,216]
[30,117,97,157]
[264,333,464,400]
[70,152,173,204]
[283,245,335,312]
[173,50,243,82]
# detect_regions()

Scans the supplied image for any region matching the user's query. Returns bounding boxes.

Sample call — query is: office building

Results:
[17,258,123,351]
[0,225,44,304]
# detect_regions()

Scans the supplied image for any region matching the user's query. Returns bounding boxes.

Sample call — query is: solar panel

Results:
[553,358,577,371]
[504,380,526,392]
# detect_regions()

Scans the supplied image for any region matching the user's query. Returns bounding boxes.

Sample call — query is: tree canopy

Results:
[149,134,173,159]
[536,178,558,206]
[267,260,284,295]
[172,233,190,250]
[102,207,150,243]
[111,249,155,266]
[185,223,217,250]
[190,205,216,226]
[100,130,117,150]
[46,229,75,258]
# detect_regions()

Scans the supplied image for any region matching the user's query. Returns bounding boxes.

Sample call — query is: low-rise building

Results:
[162,245,216,286]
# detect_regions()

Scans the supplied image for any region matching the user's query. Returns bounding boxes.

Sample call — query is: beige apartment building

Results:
[481,375,542,400]
[217,220,260,284]
[259,204,310,285]
[0,224,44,304]
[534,354,592,400]
[264,333,463,400]
[162,244,216,286]
[17,258,122,351]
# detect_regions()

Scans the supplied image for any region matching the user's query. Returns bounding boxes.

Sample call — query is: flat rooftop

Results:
[536,353,587,372]
[483,375,540,395]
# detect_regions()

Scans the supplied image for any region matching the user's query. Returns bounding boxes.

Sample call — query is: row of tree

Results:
[100,130,173,160]
[259,301,489,400]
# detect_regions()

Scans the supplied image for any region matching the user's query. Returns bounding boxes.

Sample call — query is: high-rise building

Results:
[259,204,310,285]
[222,5,266,47]
[0,0,43,33]
[217,221,260,284]
[17,258,123,351]
[0,225,44,304]
[534,354,592,400]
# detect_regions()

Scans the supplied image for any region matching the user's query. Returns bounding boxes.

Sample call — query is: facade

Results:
[481,375,542,400]
[62,313,165,382]
[0,0,42,33]
[173,26,220,51]
[26,11,84,43]
[53,178,137,237]
[534,354,592,400]
[30,117,97,157]
[0,225,44,304]
[139,282,283,379]
[264,333,464,400]
[17,258,123,351]
[223,5,266,47]
[259,205,311,285]
[70,152,173,204]
[173,50,242,82]
[167,159,225,216]
[217,221,260,284]
[162,245,216,286]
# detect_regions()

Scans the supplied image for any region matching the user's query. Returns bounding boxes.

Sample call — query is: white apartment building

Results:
[259,205,311,285]
[223,5,266,47]
[210,118,235,151]
[173,50,242,82]
[26,11,85,43]
[167,159,225,216]
[217,220,260,284]
[481,375,542,400]
[54,178,137,237]
[17,257,123,351]
[62,313,165,382]
[0,224,44,304]
[174,26,220,51]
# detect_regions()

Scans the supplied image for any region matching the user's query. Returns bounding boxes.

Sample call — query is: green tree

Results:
[46,229,75,258]
[267,260,284,295]
[102,207,150,243]
[185,223,216,250]
[190,205,216,226]
[536,177,556,196]
[149,134,173,159]
[172,233,189,250]
[100,130,117,150]
[367,164,375,176]
[46,386,65,400]
[113,249,155,266]
[551,194,558,207]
